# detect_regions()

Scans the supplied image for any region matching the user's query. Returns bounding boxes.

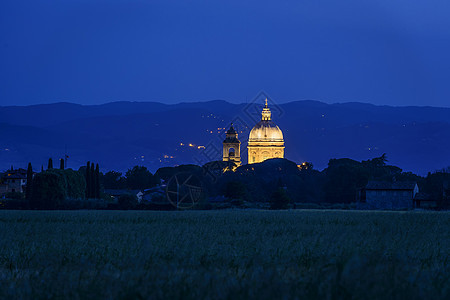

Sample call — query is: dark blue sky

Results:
[1,0,450,107]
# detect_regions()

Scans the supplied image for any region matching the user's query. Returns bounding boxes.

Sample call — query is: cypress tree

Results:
[60,158,64,170]
[86,161,91,198]
[48,158,53,169]
[90,163,95,199]
[41,165,44,172]
[26,162,33,202]
[95,163,100,199]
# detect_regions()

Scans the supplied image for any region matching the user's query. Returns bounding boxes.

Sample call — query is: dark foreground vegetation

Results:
[1,154,449,210]
[0,210,448,299]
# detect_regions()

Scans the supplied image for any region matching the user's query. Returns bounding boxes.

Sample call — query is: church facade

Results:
[223,99,284,165]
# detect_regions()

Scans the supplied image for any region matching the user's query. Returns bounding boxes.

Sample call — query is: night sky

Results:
[1,0,450,107]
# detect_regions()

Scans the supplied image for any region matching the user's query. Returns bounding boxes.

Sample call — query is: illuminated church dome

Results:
[248,100,285,164]
[249,120,284,142]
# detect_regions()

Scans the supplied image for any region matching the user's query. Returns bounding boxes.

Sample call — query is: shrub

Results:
[223,181,247,199]
[118,194,138,209]
[5,191,25,200]
[270,187,291,209]
[31,171,67,209]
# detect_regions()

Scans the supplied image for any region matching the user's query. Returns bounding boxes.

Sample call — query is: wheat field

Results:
[0,210,449,299]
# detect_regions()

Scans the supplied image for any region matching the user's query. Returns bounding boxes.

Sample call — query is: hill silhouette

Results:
[1,100,449,174]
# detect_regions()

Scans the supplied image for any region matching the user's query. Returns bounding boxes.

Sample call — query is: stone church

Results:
[223,99,285,165]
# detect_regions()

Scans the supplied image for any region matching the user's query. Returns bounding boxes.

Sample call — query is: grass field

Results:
[0,210,449,299]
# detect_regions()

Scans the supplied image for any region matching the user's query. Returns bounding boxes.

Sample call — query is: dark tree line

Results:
[26,162,33,201]
[102,166,158,190]
[191,155,450,209]
[30,168,85,209]
[4,155,450,210]
[85,161,100,199]
[46,157,65,171]
[22,159,98,209]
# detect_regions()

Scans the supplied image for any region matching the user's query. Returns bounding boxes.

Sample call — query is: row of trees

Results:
[4,154,449,210]
[19,161,159,209]
[85,162,100,199]
[45,158,66,171]
[29,167,86,209]
[20,160,100,209]
[25,158,70,203]
[187,154,450,209]
[102,166,159,190]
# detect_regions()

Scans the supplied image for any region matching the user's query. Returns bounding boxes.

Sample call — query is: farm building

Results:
[414,181,450,209]
[1,168,28,194]
[360,181,419,209]
[413,192,438,209]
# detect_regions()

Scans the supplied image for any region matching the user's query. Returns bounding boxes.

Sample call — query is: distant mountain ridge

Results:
[1,100,449,175]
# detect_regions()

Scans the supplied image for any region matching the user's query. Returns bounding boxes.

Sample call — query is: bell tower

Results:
[223,123,241,166]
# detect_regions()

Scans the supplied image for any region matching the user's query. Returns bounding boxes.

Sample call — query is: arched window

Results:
[228,147,235,157]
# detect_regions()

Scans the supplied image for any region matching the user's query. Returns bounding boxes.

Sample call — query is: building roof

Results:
[3,168,27,179]
[365,181,417,190]
[224,124,240,143]
[223,136,240,143]
[226,124,237,135]
[414,192,435,201]
[249,120,284,142]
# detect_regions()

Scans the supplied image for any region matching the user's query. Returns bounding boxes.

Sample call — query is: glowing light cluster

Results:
[179,142,205,149]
